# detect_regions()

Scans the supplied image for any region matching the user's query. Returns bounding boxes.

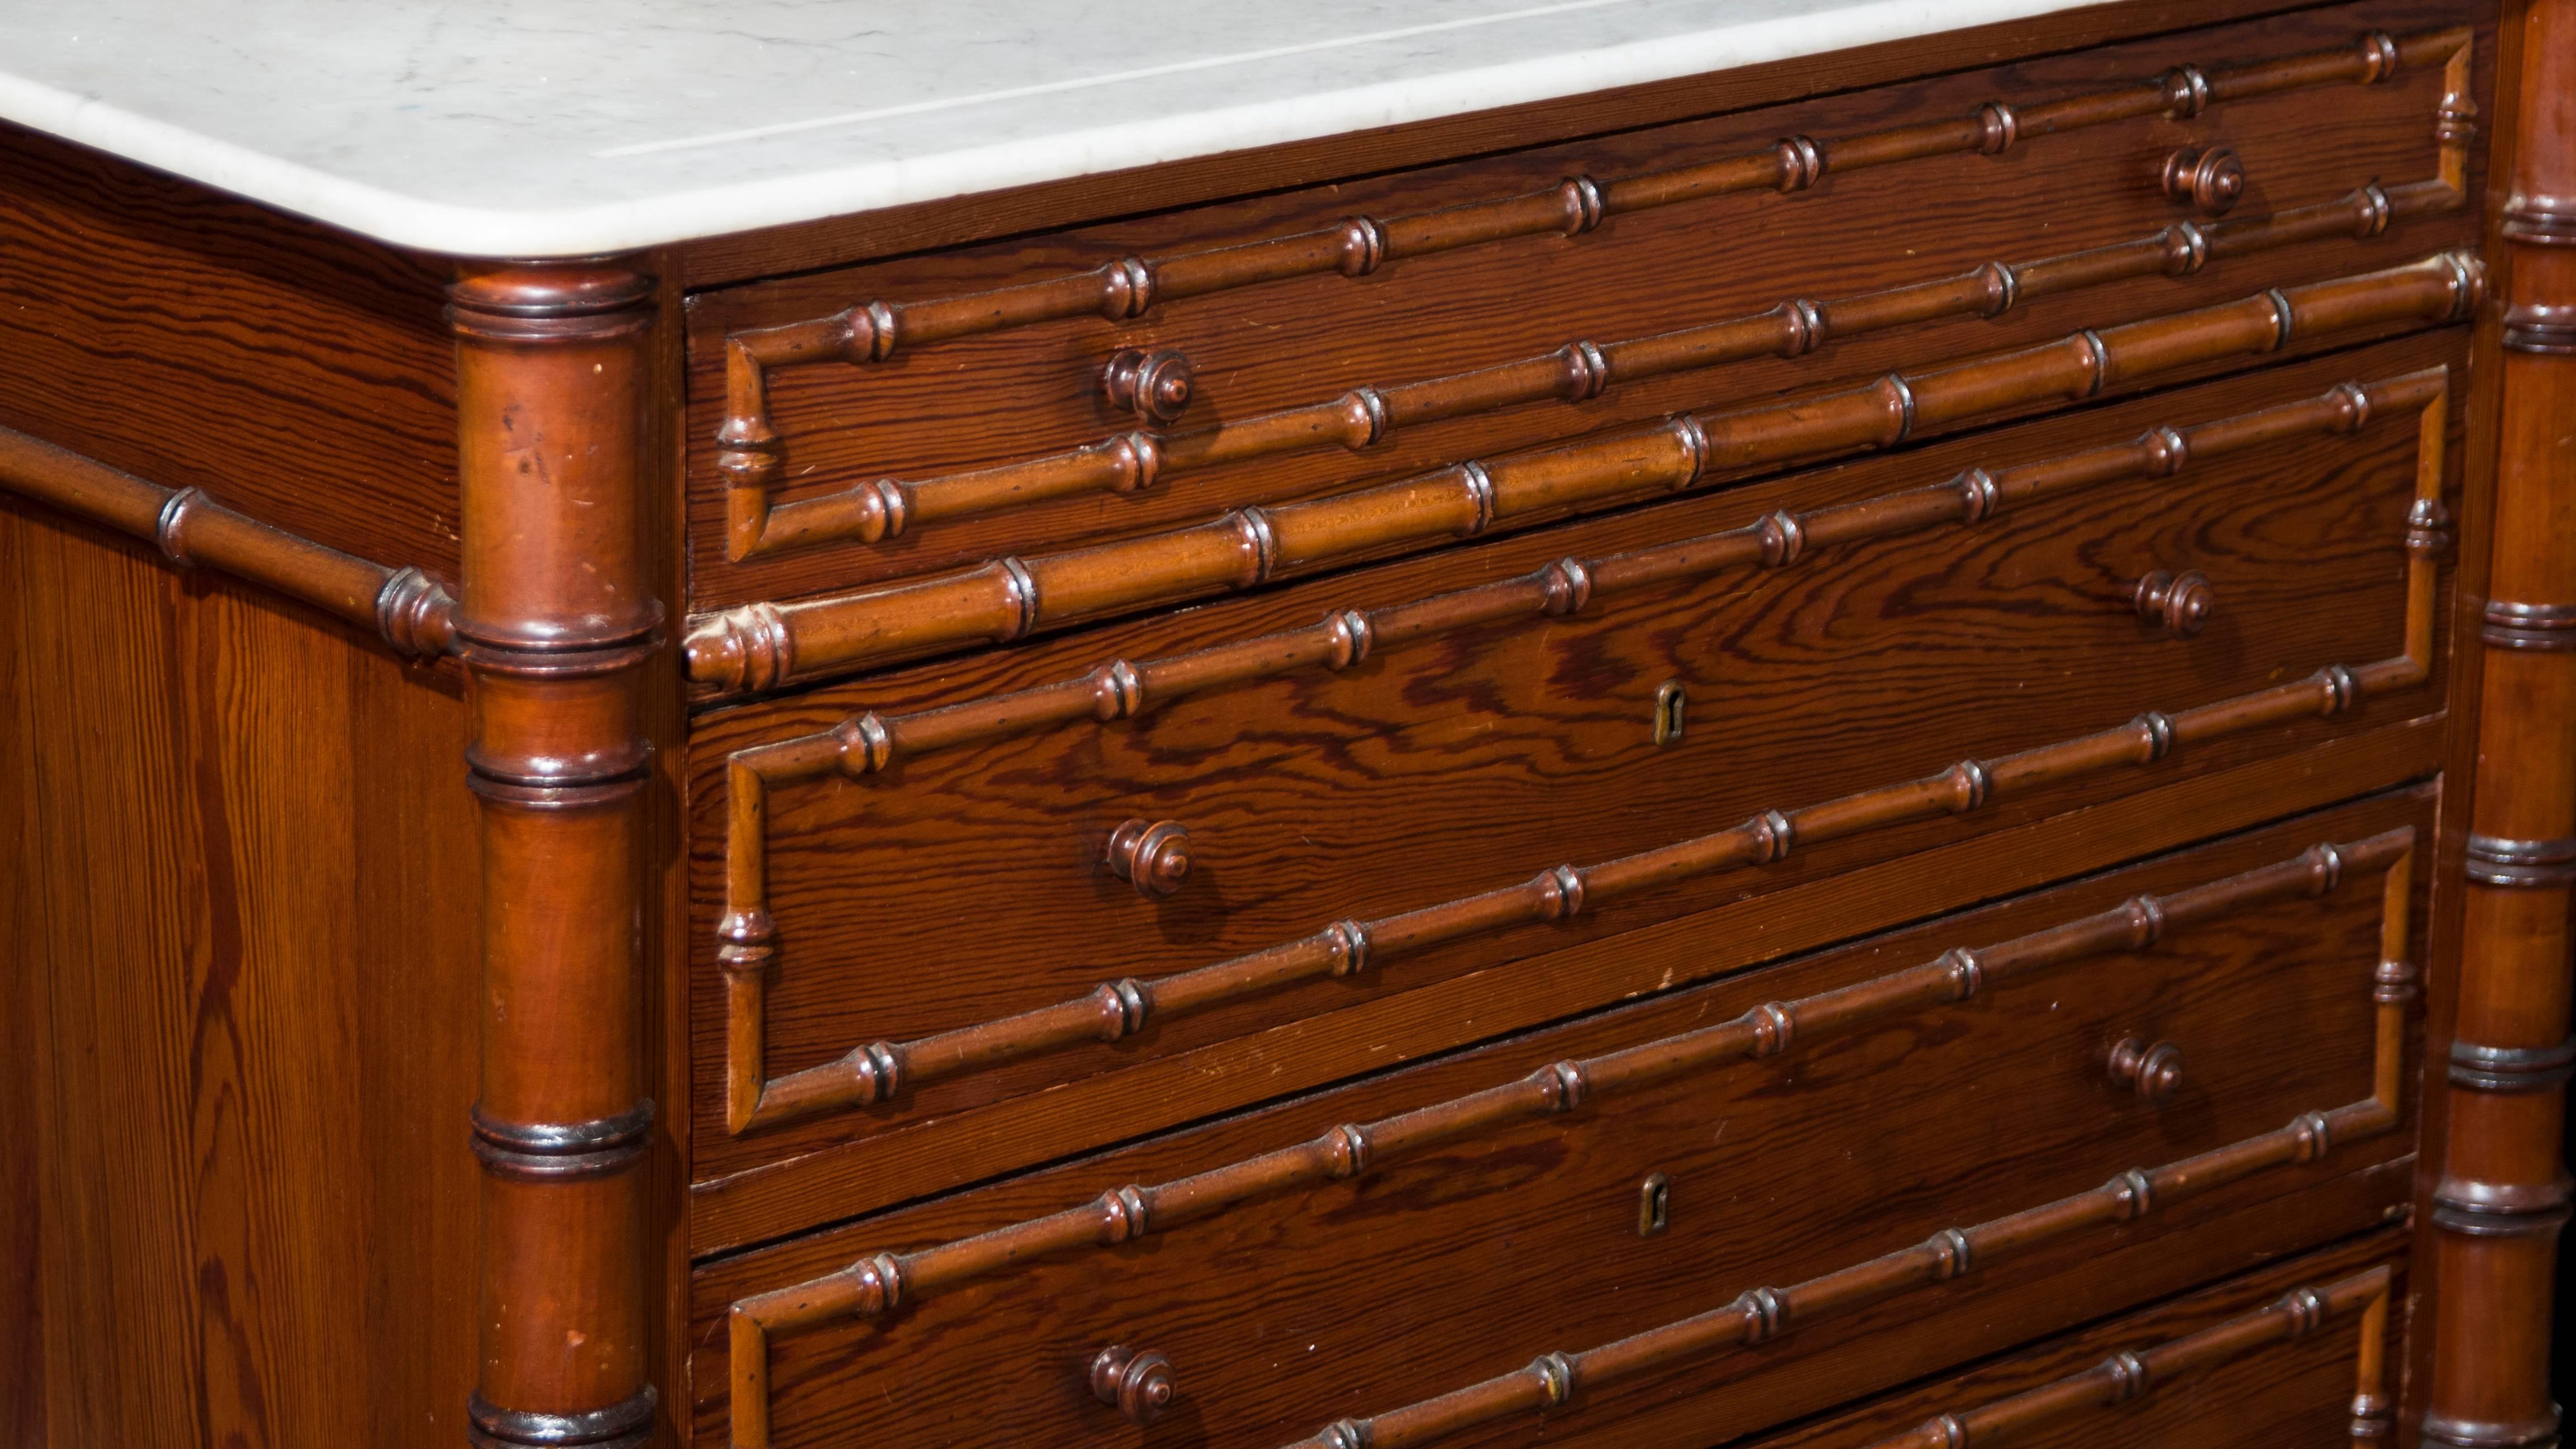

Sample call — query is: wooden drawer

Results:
[680,1,2488,676]
[692,790,2428,1449]
[1743,1234,2405,1449]
[687,330,2461,1225]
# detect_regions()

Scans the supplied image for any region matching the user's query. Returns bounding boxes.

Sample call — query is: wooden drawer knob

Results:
[2108,1036,2185,1102]
[2162,145,2246,216]
[1092,1344,1177,1425]
[1102,348,1195,424]
[2133,569,2215,638]
[1107,818,1193,898]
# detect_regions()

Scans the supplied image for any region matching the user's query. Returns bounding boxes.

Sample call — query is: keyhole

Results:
[1653,681,1687,746]
[1638,1173,1671,1236]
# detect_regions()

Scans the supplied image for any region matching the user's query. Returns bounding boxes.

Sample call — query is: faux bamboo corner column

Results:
[449,261,662,1449]
[2424,4,2576,1447]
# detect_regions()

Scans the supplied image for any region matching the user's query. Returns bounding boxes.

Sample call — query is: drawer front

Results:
[1744,1235,2405,1449]
[694,791,2428,1449]
[681,0,2487,651]
[688,333,2460,1214]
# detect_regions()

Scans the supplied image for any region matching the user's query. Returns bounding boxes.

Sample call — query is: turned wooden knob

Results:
[1102,348,1195,424]
[2108,1037,2185,1102]
[2162,145,2245,216]
[1107,819,1192,898]
[1092,1344,1177,1426]
[2133,570,2216,638]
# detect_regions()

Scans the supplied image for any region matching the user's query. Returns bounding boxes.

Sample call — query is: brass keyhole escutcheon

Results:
[1653,680,1687,746]
[1638,1172,1671,1236]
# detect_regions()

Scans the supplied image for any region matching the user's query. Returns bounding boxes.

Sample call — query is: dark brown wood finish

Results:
[2423,1,2576,1445]
[702,793,2427,1449]
[690,333,2461,1213]
[4,1,2562,1445]
[1746,1233,2407,1449]
[683,1,2490,623]
[449,263,665,1449]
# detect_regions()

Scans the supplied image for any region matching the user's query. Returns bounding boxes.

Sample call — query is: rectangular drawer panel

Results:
[1740,1234,2405,1449]
[688,332,2460,1215]
[682,1,2487,628]
[693,789,2428,1449]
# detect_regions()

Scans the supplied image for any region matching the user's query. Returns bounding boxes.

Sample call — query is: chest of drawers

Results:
[1,3,2569,1447]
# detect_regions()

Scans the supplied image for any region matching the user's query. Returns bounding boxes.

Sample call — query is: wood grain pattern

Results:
[697,792,2427,1449]
[0,121,460,583]
[681,0,2491,615]
[1747,1232,2405,1449]
[687,333,2461,1201]
[0,497,481,1447]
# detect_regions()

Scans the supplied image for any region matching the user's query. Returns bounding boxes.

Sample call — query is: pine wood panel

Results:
[0,499,481,1447]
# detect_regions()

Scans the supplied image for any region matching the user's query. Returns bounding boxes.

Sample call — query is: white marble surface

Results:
[0,0,2100,257]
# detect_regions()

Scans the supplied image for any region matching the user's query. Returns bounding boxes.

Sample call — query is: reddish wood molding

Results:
[1854,1266,2394,1449]
[710,26,2469,568]
[0,421,456,656]
[712,366,2453,1137]
[449,261,662,1449]
[686,252,2479,695]
[723,830,2417,1449]
[2422,2,2576,1446]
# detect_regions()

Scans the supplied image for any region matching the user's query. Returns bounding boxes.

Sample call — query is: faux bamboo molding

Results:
[713,366,2453,1137]
[1852,1266,2395,1449]
[451,262,663,1449]
[724,825,2415,1449]
[2421,2,2576,1445]
[711,26,2470,566]
[688,252,2479,695]
[0,420,456,656]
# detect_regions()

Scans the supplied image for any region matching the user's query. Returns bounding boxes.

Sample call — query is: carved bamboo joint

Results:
[451,260,663,1449]
[0,420,456,656]
[711,26,2471,569]
[2423,4,2576,1446]
[724,831,2415,1449]
[1854,1267,2393,1449]
[714,366,2452,1137]
[690,252,2478,695]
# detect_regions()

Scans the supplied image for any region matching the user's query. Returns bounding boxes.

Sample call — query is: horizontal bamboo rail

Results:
[1848,1266,2393,1449]
[688,252,2479,694]
[714,365,2452,1135]
[713,26,2470,566]
[0,423,455,656]
[726,826,2413,1448]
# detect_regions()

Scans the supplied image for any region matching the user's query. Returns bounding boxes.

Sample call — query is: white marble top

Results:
[0,0,2099,257]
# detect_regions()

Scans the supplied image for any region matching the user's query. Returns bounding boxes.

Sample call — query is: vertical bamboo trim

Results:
[451,261,664,1449]
[2423,5,2576,1448]
[714,368,2451,1138]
